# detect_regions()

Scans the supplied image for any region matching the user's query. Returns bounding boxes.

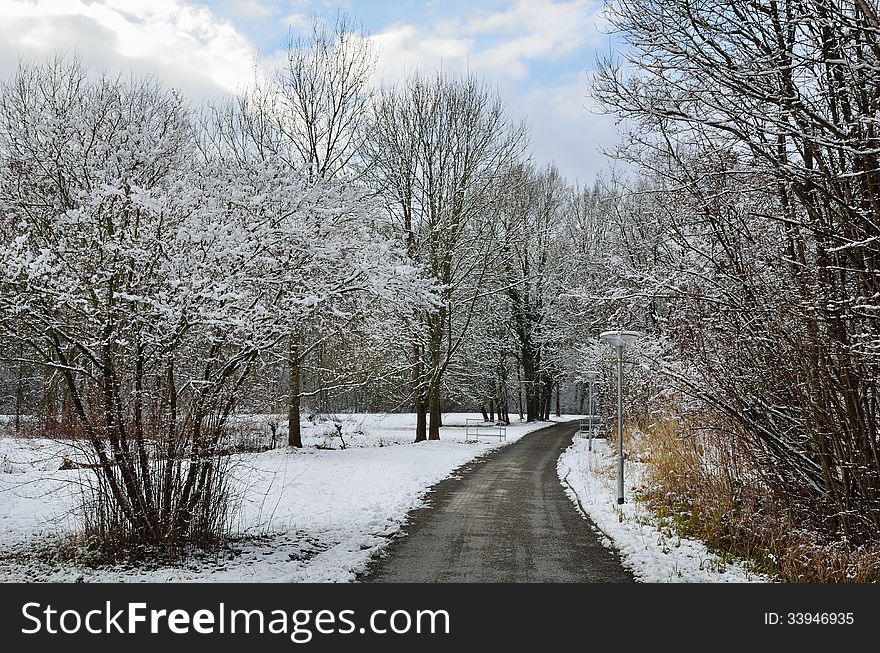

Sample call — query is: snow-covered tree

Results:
[0,55,434,556]
[363,72,526,440]
[594,0,880,542]
[491,163,576,421]
[198,86,436,447]
[254,15,382,445]
[0,57,278,553]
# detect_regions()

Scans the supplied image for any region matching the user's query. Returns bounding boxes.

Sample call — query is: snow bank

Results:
[557,435,771,583]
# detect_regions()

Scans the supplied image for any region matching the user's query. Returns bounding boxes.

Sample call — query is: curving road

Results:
[362,420,634,583]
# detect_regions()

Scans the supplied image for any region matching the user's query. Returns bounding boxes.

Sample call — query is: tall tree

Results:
[274,13,377,447]
[363,72,526,441]
[199,80,432,450]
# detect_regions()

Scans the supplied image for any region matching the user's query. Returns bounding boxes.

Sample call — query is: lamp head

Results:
[599,330,641,348]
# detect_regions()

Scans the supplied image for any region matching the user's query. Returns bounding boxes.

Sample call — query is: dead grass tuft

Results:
[634,413,880,583]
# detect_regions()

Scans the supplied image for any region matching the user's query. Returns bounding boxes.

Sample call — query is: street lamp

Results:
[599,330,641,505]
[583,370,599,451]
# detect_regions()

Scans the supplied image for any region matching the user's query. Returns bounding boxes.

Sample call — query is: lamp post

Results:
[599,330,641,505]
[584,370,599,451]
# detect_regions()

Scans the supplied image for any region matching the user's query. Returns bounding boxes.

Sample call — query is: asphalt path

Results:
[362,420,634,583]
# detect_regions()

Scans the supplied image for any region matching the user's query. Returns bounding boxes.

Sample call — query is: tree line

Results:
[590,0,880,557]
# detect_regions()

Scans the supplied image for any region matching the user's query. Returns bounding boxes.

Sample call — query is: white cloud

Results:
[370,23,476,82]
[220,0,278,21]
[365,1,612,181]
[282,11,312,33]
[370,0,605,83]
[473,0,602,34]
[518,74,618,184]
[0,0,258,99]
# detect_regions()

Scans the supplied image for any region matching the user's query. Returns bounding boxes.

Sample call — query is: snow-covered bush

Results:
[0,56,433,558]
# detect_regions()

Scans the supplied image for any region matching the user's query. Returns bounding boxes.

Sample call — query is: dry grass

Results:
[633,414,880,583]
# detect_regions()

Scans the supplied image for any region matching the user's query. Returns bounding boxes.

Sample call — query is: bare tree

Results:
[594,0,880,542]
[363,72,526,440]
[276,13,375,181]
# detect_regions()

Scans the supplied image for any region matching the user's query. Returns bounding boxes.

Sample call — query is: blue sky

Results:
[0,0,619,182]
[201,1,606,82]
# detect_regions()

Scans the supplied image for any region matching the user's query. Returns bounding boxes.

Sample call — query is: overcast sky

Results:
[0,0,620,184]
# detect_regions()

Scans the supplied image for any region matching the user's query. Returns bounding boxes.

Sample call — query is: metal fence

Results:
[465,418,508,442]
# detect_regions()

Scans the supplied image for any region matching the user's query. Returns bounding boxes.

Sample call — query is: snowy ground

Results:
[558,433,772,583]
[0,413,567,582]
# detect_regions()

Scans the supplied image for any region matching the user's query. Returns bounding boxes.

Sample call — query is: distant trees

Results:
[362,73,526,439]
[595,0,880,542]
[494,164,572,421]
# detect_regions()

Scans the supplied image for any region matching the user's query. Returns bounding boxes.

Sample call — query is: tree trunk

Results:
[545,380,553,420]
[516,363,524,421]
[428,386,441,441]
[521,347,541,422]
[13,342,23,436]
[555,381,561,418]
[287,334,303,448]
[413,344,427,442]
[414,394,427,442]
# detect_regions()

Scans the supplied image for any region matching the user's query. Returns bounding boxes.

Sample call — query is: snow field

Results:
[0,413,561,582]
